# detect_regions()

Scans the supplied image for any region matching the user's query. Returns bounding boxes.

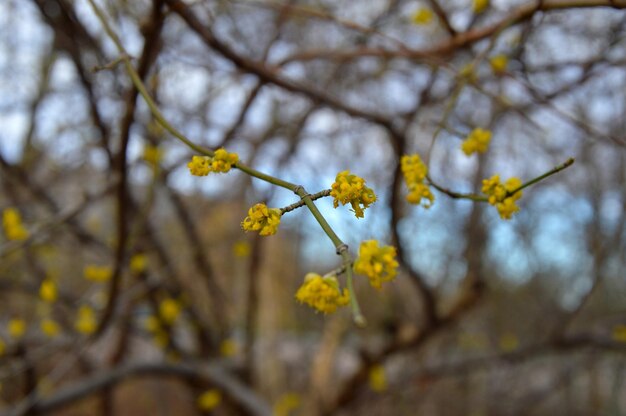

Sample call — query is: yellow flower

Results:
[612,325,626,343]
[406,182,435,208]
[489,54,508,74]
[197,389,221,411]
[401,154,428,184]
[130,253,147,274]
[473,0,489,14]
[482,175,523,220]
[241,203,282,236]
[353,240,399,289]
[187,155,211,176]
[411,7,433,25]
[368,364,387,393]
[401,154,435,208]
[232,240,251,257]
[159,298,182,324]
[330,170,377,218]
[40,319,60,338]
[84,265,112,282]
[2,208,29,241]
[8,318,26,339]
[39,278,58,303]
[220,338,238,357]
[273,393,301,416]
[75,305,97,334]
[295,273,350,314]
[187,148,238,176]
[143,144,163,167]
[143,315,161,332]
[461,128,492,156]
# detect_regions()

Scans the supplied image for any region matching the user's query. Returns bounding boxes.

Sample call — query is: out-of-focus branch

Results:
[7,361,272,416]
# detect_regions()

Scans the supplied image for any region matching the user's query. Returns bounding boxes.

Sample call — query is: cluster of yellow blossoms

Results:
[241,203,282,236]
[489,54,508,74]
[411,7,433,25]
[353,240,399,289]
[295,273,350,314]
[187,148,238,176]
[2,208,29,241]
[461,128,492,156]
[482,175,523,219]
[330,170,377,218]
[84,265,112,282]
[75,305,97,334]
[401,154,435,208]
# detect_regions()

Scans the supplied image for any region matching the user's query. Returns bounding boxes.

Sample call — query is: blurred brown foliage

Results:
[1,0,626,415]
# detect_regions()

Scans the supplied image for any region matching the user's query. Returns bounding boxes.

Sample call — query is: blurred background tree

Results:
[1,0,626,415]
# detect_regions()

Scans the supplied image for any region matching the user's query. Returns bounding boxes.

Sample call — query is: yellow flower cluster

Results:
[197,389,221,411]
[159,298,182,324]
[353,240,399,289]
[75,305,97,334]
[368,364,388,393]
[2,208,29,241]
[40,318,60,338]
[330,170,377,218]
[187,148,238,176]
[39,278,58,303]
[295,273,350,314]
[273,393,301,416]
[489,54,508,74]
[143,144,163,167]
[8,318,26,339]
[482,175,523,219]
[461,128,492,156]
[400,154,435,208]
[143,315,169,348]
[411,8,433,25]
[241,203,281,236]
[84,265,112,282]
[473,0,489,13]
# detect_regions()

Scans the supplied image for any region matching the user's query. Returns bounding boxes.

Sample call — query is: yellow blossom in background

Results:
[473,0,489,13]
[353,240,399,289]
[489,54,508,74]
[187,148,238,176]
[411,7,433,25]
[197,389,221,411]
[482,175,523,219]
[2,208,29,241]
[461,128,492,156]
[143,315,161,332]
[130,253,147,274]
[8,319,26,339]
[459,62,477,82]
[273,392,301,416]
[84,265,112,282]
[612,325,626,342]
[39,278,58,303]
[220,338,238,357]
[75,305,97,335]
[0,339,5,356]
[499,332,519,352]
[40,318,61,338]
[295,273,350,314]
[232,240,251,257]
[142,144,163,167]
[159,298,182,324]
[241,203,282,236]
[330,170,377,218]
[368,364,387,392]
[401,154,435,208]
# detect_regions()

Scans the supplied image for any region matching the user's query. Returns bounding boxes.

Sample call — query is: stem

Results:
[509,157,575,196]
